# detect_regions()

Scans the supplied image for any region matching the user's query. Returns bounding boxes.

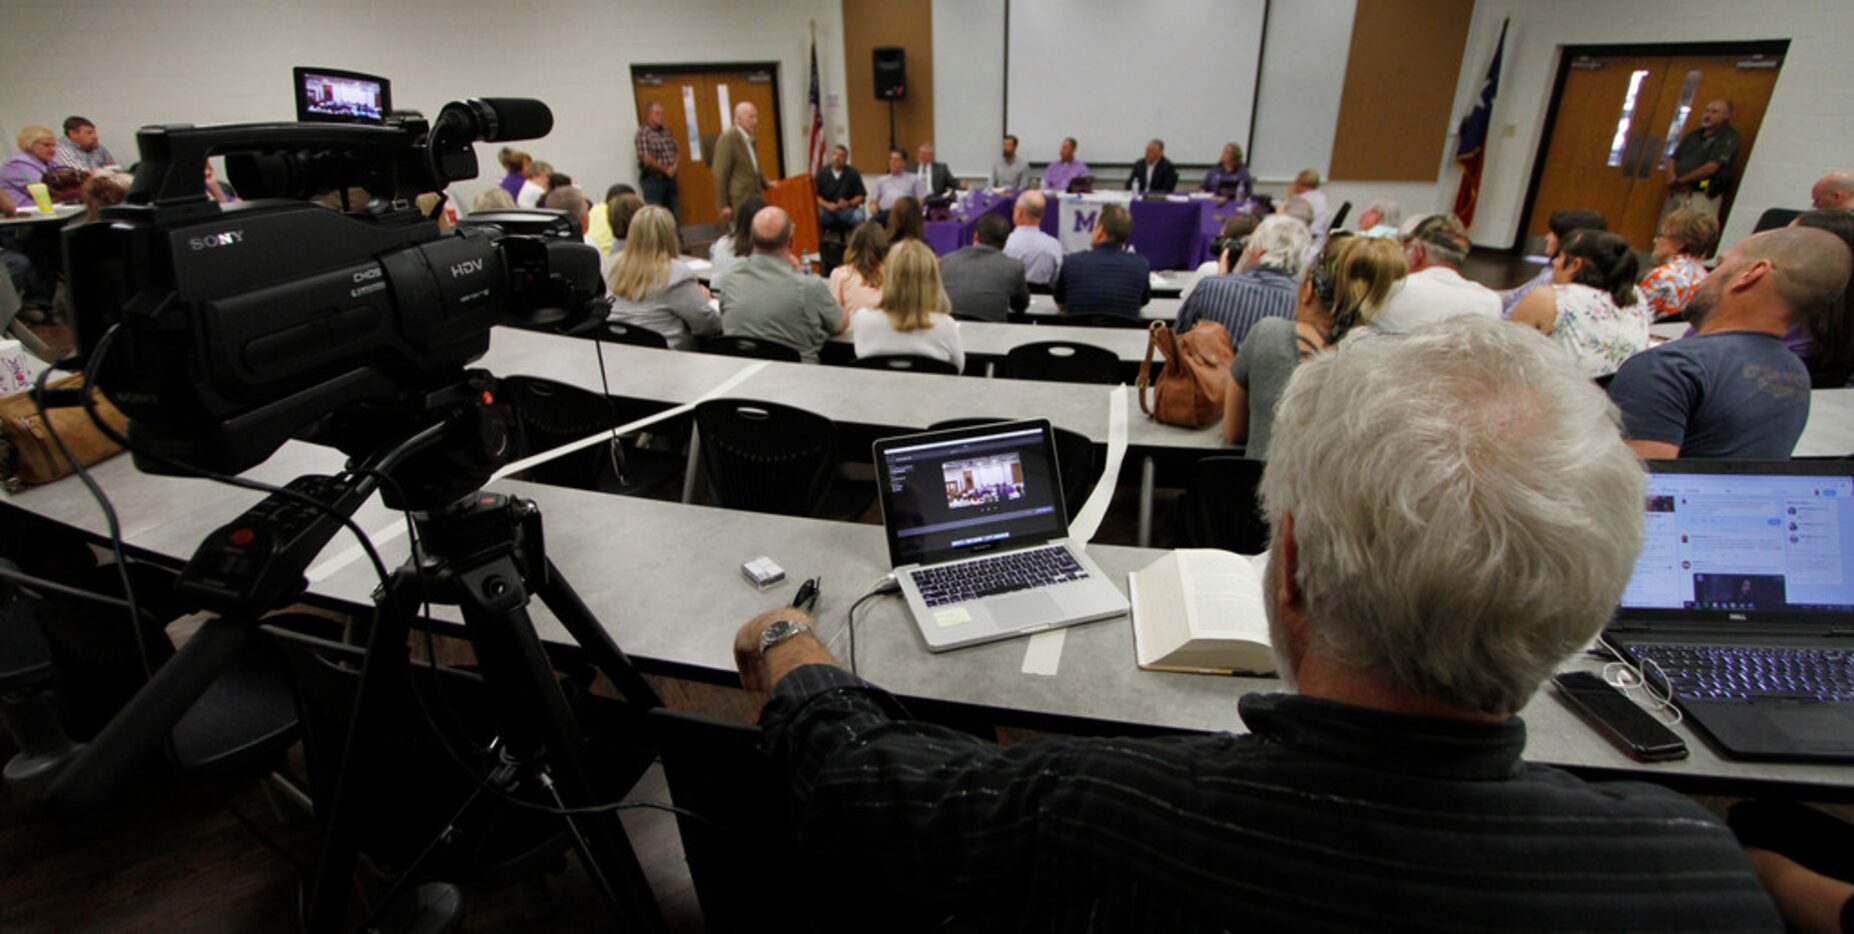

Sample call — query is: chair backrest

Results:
[1752,208,1801,234]
[1180,456,1271,554]
[950,312,993,323]
[499,376,621,491]
[1327,200,1352,233]
[1053,312,1148,330]
[598,320,672,349]
[1004,341,1120,384]
[847,354,960,375]
[695,398,837,517]
[700,335,803,362]
[929,418,1099,517]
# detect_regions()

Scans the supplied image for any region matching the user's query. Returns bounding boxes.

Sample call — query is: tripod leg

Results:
[535,558,662,711]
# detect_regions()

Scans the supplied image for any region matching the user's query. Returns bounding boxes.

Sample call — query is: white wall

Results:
[0,0,849,209]
[1248,0,1357,182]
[932,0,1007,177]
[1446,0,1854,250]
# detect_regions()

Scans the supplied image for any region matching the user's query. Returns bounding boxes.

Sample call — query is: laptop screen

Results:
[1620,463,1854,615]
[875,422,1067,566]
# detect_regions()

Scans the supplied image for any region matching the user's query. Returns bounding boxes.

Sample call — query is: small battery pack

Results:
[741,556,786,589]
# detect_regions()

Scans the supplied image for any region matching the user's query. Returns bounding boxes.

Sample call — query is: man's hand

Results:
[734,607,834,692]
[666,163,679,179]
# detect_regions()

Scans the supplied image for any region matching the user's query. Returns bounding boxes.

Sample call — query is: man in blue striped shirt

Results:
[1053,204,1149,318]
[1175,214,1312,347]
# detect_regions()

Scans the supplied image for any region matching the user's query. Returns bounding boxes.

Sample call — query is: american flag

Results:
[806,38,828,174]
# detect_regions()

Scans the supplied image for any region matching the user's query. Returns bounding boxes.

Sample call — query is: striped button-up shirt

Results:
[1174,265,1299,347]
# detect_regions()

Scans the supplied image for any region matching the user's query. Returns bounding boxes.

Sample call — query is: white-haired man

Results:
[711,101,770,222]
[732,316,1778,929]
[1373,213,1501,332]
[1174,214,1311,348]
[1357,200,1401,237]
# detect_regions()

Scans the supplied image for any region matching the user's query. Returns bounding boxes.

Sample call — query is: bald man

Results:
[717,206,845,363]
[1609,227,1852,459]
[1663,99,1740,222]
[1002,189,1064,286]
[712,101,771,221]
[1811,172,1854,211]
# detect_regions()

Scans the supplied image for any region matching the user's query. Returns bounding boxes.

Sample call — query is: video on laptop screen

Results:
[881,426,1064,564]
[1620,471,1854,612]
[296,68,389,124]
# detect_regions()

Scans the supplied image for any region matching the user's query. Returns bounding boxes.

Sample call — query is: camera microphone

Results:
[439,98,553,142]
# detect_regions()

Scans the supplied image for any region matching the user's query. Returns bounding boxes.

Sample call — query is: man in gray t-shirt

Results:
[719,207,846,363]
[990,134,1031,190]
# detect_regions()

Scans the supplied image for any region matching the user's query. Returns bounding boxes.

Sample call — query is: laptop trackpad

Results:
[991,591,1063,629]
[1753,703,1854,751]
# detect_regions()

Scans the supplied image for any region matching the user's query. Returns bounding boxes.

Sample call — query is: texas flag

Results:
[1452,18,1508,227]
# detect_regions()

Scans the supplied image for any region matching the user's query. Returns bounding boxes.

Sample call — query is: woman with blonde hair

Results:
[2,125,60,208]
[830,221,888,315]
[848,239,963,369]
[1224,234,1407,455]
[605,205,718,350]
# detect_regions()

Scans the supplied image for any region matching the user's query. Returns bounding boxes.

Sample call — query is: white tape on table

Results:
[306,519,409,583]
[1021,385,1128,676]
[1019,627,1067,676]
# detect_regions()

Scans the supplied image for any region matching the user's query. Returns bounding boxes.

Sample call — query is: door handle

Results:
[1636,135,1662,178]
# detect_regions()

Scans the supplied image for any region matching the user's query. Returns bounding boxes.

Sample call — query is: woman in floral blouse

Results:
[1638,209,1719,320]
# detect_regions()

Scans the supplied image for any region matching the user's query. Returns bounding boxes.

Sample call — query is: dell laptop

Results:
[1604,460,1854,762]
[872,420,1129,652]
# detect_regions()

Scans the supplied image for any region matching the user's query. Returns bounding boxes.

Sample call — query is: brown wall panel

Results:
[1329,0,1475,181]
[842,0,935,176]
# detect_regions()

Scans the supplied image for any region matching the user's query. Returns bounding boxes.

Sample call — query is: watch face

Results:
[760,619,802,654]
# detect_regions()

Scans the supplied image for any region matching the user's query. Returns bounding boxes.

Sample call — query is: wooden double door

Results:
[1526,47,1784,252]
[631,65,785,229]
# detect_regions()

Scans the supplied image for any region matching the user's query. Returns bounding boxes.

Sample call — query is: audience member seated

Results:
[1126,138,1177,194]
[542,177,591,231]
[2,125,62,208]
[1285,168,1330,238]
[814,144,867,236]
[867,147,926,223]
[719,206,844,363]
[1790,209,1854,386]
[1176,214,1310,347]
[848,240,963,370]
[1639,209,1719,320]
[1608,227,1848,458]
[605,206,717,350]
[80,170,129,221]
[1356,200,1401,238]
[1225,236,1404,455]
[1199,142,1254,200]
[885,196,925,247]
[829,221,888,316]
[1810,171,1854,211]
[495,147,531,200]
[1054,204,1149,318]
[607,193,645,253]
[734,313,1778,932]
[1501,208,1607,317]
[515,160,552,208]
[1374,213,1500,332]
[1511,229,1650,378]
[939,212,1029,322]
[471,187,516,212]
[990,134,1030,190]
[1041,136,1089,193]
[1184,215,1262,299]
[585,186,618,256]
[710,193,767,293]
[908,142,960,199]
[54,116,114,173]
[1,190,53,320]
[1276,196,1315,230]
[1003,190,1063,286]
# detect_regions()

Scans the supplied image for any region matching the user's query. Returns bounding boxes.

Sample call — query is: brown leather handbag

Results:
[1137,319,1234,428]
[0,374,130,490]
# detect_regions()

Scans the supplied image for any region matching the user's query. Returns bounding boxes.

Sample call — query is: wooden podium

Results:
[766,174,820,257]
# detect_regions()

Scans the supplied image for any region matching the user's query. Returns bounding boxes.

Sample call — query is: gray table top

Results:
[1025,294,1180,322]
[831,319,1154,364]
[1799,388,1854,458]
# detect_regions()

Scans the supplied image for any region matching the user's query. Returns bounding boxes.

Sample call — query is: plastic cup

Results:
[26,182,52,214]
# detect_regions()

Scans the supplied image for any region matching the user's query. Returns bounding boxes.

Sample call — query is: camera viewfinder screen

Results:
[296,68,390,124]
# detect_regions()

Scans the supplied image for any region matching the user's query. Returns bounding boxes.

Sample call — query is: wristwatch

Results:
[757,618,814,657]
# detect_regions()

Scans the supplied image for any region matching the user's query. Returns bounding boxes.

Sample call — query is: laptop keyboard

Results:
[912,546,1088,607]
[1631,644,1854,702]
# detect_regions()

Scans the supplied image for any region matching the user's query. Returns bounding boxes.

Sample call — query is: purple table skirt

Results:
[925,190,1263,269]
[924,190,1017,256]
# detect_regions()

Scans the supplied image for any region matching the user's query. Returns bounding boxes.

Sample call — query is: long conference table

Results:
[924,189,1254,272]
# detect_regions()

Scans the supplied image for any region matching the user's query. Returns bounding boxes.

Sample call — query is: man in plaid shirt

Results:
[635,101,680,220]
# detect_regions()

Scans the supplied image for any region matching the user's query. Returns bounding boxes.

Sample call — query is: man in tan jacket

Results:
[712,101,770,222]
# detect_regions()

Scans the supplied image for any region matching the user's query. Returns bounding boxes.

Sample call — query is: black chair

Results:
[929,418,1099,517]
[596,320,672,349]
[501,376,625,492]
[950,312,995,323]
[848,354,960,375]
[1176,456,1271,555]
[695,398,838,517]
[1047,312,1149,329]
[1752,208,1801,233]
[700,335,803,362]
[1004,341,1120,384]
[1327,200,1352,234]
[679,222,722,256]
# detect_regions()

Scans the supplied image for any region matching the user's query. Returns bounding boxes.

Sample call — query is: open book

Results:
[1128,549,1276,676]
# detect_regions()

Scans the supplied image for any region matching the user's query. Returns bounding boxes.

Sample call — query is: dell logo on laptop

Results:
[1728,613,1747,621]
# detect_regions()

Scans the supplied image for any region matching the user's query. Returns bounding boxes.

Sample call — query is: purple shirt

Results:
[1200,165,1253,198]
[499,169,525,199]
[1041,158,1091,193]
[1,151,58,208]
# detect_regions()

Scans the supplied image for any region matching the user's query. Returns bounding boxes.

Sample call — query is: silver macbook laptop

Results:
[872,420,1129,652]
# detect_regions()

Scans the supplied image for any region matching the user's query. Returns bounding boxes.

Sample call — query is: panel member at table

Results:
[1608,226,1848,459]
[712,101,771,223]
[718,206,846,364]
[1199,142,1253,200]
[54,116,114,173]
[909,142,960,199]
[814,144,866,236]
[990,134,1030,190]
[1054,204,1149,317]
[940,212,1029,322]
[1041,137,1090,193]
[734,315,1779,931]
[1175,214,1311,348]
[866,147,926,225]
[1126,138,1178,195]
[634,101,681,220]
[1002,190,1063,287]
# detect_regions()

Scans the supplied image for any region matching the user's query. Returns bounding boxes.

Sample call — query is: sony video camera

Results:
[65,95,603,478]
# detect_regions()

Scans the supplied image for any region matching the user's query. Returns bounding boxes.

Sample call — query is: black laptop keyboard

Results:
[912,546,1088,607]
[1630,644,1854,702]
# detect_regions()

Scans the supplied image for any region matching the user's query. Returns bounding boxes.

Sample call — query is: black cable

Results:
[0,562,168,629]
[589,335,626,485]
[842,577,902,677]
[30,363,153,679]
